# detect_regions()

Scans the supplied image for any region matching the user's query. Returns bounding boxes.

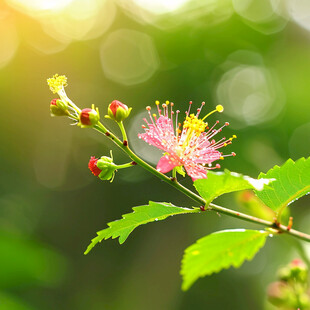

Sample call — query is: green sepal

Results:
[50,99,69,117]
[107,106,132,122]
[97,156,117,182]
[175,166,185,177]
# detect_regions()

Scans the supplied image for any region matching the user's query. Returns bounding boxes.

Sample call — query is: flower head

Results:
[47,74,80,114]
[107,100,132,122]
[47,74,67,94]
[138,101,236,181]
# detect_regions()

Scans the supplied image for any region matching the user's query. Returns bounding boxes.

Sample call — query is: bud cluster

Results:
[267,259,310,309]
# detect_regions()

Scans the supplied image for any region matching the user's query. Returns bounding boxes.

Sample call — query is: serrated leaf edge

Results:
[180,230,268,290]
[84,201,200,254]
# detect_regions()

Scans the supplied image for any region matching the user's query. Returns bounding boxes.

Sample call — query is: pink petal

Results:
[184,163,207,181]
[156,155,179,173]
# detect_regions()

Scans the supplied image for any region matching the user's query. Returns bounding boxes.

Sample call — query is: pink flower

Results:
[138,101,236,181]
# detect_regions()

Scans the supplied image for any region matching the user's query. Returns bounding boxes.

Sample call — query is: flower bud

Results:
[278,259,308,283]
[267,281,292,307]
[79,106,100,128]
[88,157,102,177]
[50,99,68,116]
[88,156,117,182]
[290,259,308,283]
[107,100,132,122]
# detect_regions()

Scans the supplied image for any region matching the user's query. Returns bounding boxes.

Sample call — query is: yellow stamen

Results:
[229,135,237,141]
[47,74,67,94]
[182,114,207,147]
[202,105,224,121]
[155,100,160,105]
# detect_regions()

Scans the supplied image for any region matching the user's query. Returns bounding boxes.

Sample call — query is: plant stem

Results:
[117,121,128,142]
[117,162,135,169]
[93,121,310,243]
[172,168,177,180]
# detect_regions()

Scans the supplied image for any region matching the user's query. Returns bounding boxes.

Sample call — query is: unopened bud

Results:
[50,99,69,116]
[79,106,100,128]
[267,281,295,307]
[107,100,132,122]
[278,259,308,283]
[88,156,117,182]
[290,259,308,283]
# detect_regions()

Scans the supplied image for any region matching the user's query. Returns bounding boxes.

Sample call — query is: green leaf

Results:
[194,169,273,206]
[181,229,268,290]
[0,292,34,310]
[255,157,310,213]
[175,166,185,177]
[84,201,200,254]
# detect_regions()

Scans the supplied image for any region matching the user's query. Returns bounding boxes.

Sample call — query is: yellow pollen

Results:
[224,143,227,147]
[155,100,160,105]
[47,74,67,94]
[232,134,237,139]
[216,105,224,112]
[220,156,224,160]
[166,100,170,105]
[153,113,156,117]
[182,114,206,147]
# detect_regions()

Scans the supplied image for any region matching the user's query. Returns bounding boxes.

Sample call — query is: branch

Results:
[93,122,310,243]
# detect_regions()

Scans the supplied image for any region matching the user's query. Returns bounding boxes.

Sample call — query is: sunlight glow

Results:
[132,0,189,14]
[6,0,74,14]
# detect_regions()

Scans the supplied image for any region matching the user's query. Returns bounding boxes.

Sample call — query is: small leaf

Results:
[255,157,310,213]
[194,169,272,206]
[175,166,185,177]
[181,229,268,290]
[84,201,200,254]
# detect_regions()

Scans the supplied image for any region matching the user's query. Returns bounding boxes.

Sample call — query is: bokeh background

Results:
[1,0,310,309]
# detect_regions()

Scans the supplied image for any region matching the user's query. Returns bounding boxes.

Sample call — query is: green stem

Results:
[118,121,128,142]
[172,167,177,180]
[116,162,135,169]
[92,121,310,243]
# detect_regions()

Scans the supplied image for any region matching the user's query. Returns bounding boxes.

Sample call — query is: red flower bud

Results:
[50,98,68,116]
[107,100,132,122]
[88,156,102,176]
[79,106,100,128]
[88,155,118,181]
[50,99,57,106]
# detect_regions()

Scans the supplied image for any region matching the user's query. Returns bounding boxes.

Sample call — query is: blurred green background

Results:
[1,0,310,309]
